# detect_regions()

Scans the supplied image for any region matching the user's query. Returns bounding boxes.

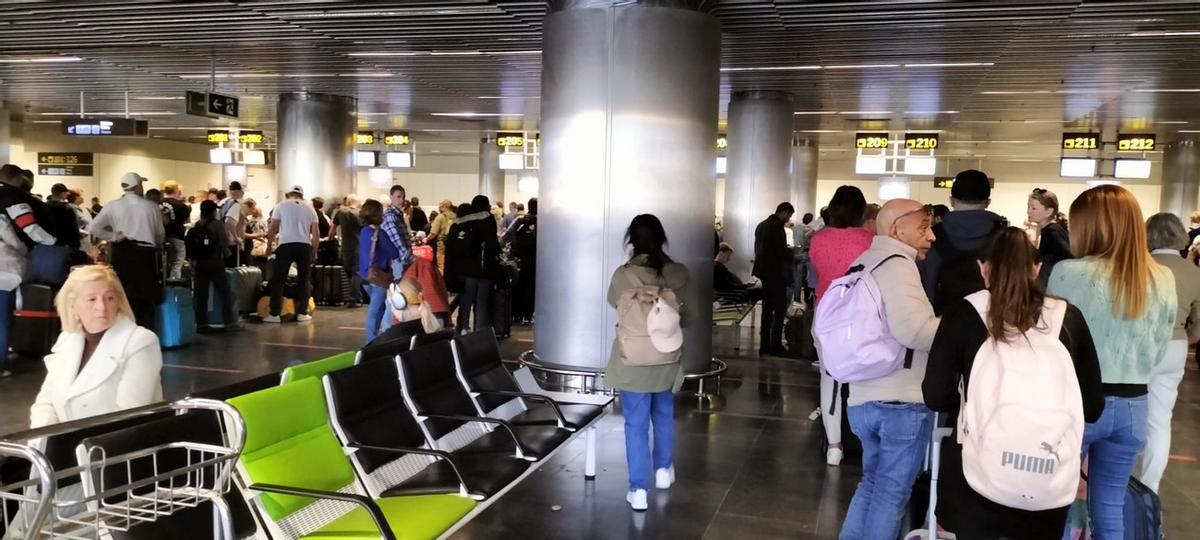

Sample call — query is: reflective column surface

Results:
[536,2,719,375]
[792,140,820,217]
[276,92,355,202]
[1161,139,1200,219]
[478,137,504,204]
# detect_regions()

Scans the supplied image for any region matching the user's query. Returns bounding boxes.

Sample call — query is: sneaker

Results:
[826,447,843,467]
[625,489,647,511]
[263,315,282,323]
[296,314,313,323]
[655,467,675,489]
[0,370,11,378]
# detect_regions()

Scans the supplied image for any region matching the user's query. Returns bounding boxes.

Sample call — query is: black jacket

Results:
[714,262,748,293]
[752,214,790,283]
[163,197,190,239]
[410,207,429,234]
[445,211,499,281]
[0,184,57,248]
[1036,222,1072,285]
[923,298,1104,539]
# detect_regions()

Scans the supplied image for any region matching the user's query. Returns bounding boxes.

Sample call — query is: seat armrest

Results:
[249,483,395,540]
[346,444,469,493]
[475,390,567,426]
[423,414,524,454]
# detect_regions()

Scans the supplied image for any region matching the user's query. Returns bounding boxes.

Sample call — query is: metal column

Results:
[478,138,504,203]
[536,1,720,376]
[792,139,819,217]
[1161,140,1200,218]
[722,90,795,280]
[276,92,355,201]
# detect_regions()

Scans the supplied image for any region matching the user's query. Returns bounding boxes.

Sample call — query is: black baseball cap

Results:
[50,183,69,194]
[951,169,991,203]
[228,181,244,191]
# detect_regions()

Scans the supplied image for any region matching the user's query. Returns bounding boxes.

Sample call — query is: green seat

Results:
[228,377,475,539]
[280,351,358,384]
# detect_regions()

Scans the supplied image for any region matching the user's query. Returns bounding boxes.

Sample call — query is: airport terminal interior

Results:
[1,1,1200,539]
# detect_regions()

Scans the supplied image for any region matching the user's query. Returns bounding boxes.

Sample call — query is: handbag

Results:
[366,228,393,287]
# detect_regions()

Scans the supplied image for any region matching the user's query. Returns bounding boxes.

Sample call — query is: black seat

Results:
[187,372,280,401]
[78,411,259,540]
[357,322,424,365]
[453,329,604,431]
[324,357,530,500]
[396,341,571,460]
[410,328,456,350]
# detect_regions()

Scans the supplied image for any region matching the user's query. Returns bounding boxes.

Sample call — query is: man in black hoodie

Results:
[919,169,1006,314]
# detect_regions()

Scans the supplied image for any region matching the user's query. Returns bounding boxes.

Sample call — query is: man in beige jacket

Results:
[839,199,941,540]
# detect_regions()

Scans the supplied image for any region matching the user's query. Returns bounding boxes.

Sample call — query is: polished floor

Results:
[1,307,1198,539]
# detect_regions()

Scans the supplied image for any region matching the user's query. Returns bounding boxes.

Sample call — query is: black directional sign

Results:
[208,92,238,118]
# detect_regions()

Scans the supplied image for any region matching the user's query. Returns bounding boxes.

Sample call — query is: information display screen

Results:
[207,130,231,143]
[62,118,147,137]
[384,132,411,145]
[238,131,264,144]
[905,133,939,150]
[855,132,890,149]
[717,134,727,149]
[1117,133,1156,151]
[1062,132,1100,150]
[496,132,525,148]
[37,152,94,176]
[356,132,375,145]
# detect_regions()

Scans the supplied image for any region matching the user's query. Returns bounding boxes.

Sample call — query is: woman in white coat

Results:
[29,265,163,428]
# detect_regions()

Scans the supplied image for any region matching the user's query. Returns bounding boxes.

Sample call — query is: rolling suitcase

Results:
[11,284,59,358]
[492,286,513,339]
[156,287,196,348]
[228,266,262,313]
[311,265,345,306]
[1123,476,1163,540]
[207,278,241,326]
[903,414,954,540]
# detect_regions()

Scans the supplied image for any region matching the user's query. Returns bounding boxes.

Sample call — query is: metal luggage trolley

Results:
[0,398,245,540]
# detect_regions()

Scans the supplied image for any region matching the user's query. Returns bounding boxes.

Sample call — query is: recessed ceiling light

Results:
[429,51,484,56]
[488,50,541,55]
[0,56,82,63]
[1127,30,1200,37]
[1178,130,1200,133]
[339,72,392,77]
[133,96,185,100]
[1154,121,1189,124]
[793,111,837,115]
[178,73,279,79]
[347,52,419,57]
[721,65,822,72]
[903,62,994,68]
[1133,88,1200,92]
[477,96,538,100]
[903,111,960,114]
[797,129,842,133]
[839,111,892,115]
[355,112,391,116]
[39,111,175,116]
[825,63,900,69]
[429,112,525,117]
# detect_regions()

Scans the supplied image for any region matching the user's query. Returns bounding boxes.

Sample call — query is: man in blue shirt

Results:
[382,184,415,280]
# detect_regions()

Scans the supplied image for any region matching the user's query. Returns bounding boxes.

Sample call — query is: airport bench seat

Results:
[281,350,358,384]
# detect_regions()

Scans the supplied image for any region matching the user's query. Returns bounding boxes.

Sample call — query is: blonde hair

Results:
[55,265,135,333]
[161,180,181,195]
[1068,184,1157,319]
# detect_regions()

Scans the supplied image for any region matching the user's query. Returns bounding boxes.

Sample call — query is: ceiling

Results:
[3,1,1200,161]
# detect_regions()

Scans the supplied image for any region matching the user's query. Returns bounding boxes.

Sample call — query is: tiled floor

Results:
[2,307,1198,539]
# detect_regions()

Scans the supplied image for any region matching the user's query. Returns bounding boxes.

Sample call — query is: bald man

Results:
[838,198,940,540]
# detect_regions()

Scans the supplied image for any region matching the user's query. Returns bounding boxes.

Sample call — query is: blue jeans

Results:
[621,390,674,492]
[364,284,393,342]
[457,277,493,333]
[0,288,13,371]
[1078,395,1148,540]
[841,402,934,540]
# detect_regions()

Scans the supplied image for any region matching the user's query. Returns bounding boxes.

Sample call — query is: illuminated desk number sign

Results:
[905,133,939,150]
[855,132,890,149]
[238,131,264,144]
[207,130,231,144]
[356,132,376,145]
[384,132,411,145]
[1117,133,1156,152]
[716,134,727,150]
[1062,132,1099,150]
[496,132,525,148]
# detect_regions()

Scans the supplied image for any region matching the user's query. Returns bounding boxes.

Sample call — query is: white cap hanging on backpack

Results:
[647,298,683,353]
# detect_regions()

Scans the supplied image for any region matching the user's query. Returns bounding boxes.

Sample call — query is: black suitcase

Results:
[11,283,60,358]
[492,286,513,339]
[311,265,345,306]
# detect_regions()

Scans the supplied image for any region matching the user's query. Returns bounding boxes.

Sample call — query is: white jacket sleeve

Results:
[29,353,70,428]
[115,332,164,411]
[875,257,940,352]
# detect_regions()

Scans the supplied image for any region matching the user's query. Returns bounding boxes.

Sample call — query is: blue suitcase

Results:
[156,287,196,348]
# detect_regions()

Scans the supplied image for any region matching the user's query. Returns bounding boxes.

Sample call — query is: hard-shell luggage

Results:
[207,278,240,326]
[11,284,59,358]
[496,260,519,290]
[311,265,346,306]
[1123,476,1163,540]
[317,239,340,266]
[492,286,513,339]
[228,266,262,313]
[156,287,196,348]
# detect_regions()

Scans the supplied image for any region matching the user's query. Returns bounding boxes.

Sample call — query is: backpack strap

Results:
[1041,297,1069,338]
[626,267,644,288]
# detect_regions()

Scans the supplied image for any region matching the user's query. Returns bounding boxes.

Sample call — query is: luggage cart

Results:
[0,399,244,540]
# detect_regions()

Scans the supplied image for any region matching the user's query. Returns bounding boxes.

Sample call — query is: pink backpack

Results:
[812,254,908,382]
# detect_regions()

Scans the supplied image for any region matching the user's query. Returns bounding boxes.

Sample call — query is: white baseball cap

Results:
[647,299,683,353]
[287,184,304,196]
[120,172,147,189]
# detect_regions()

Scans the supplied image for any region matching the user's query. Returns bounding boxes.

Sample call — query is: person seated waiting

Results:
[714,243,762,303]
[29,265,163,428]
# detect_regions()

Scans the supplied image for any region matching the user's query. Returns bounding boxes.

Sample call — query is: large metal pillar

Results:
[722,90,795,280]
[1161,140,1200,218]
[276,92,355,201]
[537,0,720,376]
[0,106,10,165]
[478,138,504,203]
[791,139,819,217]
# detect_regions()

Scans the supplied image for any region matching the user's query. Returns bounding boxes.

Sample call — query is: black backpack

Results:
[930,220,1005,315]
[510,216,537,259]
[185,221,218,260]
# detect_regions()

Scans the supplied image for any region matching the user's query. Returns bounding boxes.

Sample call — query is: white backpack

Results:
[959,290,1083,511]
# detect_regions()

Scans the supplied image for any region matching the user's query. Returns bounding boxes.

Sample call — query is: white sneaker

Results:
[655,467,675,489]
[296,314,313,323]
[625,489,647,511]
[826,447,844,467]
[263,315,282,323]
